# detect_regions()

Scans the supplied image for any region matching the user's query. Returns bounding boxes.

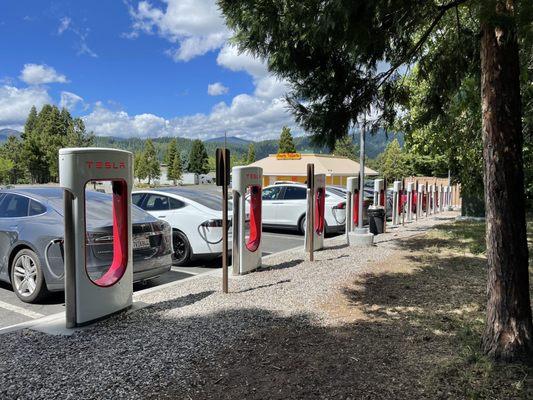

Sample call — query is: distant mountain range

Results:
[0,128,21,141]
[204,136,251,145]
[93,130,402,162]
[0,127,400,162]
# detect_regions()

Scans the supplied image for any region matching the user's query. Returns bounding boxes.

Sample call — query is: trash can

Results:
[368,206,385,235]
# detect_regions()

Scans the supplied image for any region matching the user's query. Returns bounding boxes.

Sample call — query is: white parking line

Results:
[170,267,201,275]
[0,300,45,319]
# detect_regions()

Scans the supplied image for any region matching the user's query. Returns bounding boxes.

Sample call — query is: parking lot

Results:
[0,227,335,330]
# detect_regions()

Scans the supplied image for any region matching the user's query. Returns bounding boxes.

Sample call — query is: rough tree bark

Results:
[481,0,533,361]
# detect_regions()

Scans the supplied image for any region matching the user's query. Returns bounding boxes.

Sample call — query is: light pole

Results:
[357,114,366,229]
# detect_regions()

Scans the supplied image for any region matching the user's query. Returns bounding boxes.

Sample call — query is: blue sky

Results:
[0,0,295,140]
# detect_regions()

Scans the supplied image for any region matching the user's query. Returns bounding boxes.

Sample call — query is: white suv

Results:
[260,183,346,234]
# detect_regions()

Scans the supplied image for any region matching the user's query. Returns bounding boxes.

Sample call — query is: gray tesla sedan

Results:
[0,187,172,303]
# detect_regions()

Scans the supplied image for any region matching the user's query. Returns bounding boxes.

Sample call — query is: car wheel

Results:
[298,215,306,235]
[11,249,49,303]
[172,230,191,266]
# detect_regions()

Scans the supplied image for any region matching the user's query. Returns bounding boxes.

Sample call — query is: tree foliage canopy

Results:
[18,105,93,183]
[187,139,210,174]
[333,135,358,161]
[278,126,296,153]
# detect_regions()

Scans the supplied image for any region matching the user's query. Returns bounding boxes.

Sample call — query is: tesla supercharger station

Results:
[373,179,385,207]
[59,148,133,328]
[391,180,402,226]
[431,184,437,214]
[345,177,359,236]
[406,182,415,222]
[232,166,263,275]
[305,173,326,252]
[428,184,434,215]
[417,184,425,219]
[438,185,443,212]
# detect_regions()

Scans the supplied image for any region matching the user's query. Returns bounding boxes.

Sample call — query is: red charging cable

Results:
[314,187,325,235]
[246,185,262,252]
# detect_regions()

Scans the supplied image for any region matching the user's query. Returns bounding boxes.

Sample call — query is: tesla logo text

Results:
[86,161,126,169]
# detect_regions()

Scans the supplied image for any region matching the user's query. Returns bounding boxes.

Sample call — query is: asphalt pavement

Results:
[0,228,316,330]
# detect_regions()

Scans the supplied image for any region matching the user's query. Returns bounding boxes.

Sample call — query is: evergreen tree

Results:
[21,104,92,183]
[0,136,26,184]
[23,106,38,139]
[142,139,161,185]
[0,157,14,185]
[278,126,296,153]
[134,151,147,182]
[376,139,411,182]
[247,143,256,164]
[333,135,358,161]
[187,139,209,174]
[165,138,178,167]
[168,153,182,185]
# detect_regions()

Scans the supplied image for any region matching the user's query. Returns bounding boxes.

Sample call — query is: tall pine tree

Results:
[187,139,209,174]
[278,126,296,153]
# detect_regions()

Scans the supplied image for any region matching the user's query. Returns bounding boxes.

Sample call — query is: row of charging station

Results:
[345,176,455,239]
[58,146,454,328]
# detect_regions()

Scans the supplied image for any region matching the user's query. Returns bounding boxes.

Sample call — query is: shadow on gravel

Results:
[148,290,215,312]
[235,279,291,293]
[260,259,304,272]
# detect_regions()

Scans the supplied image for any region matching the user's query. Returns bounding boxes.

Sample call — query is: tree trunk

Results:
[480,0,533,361]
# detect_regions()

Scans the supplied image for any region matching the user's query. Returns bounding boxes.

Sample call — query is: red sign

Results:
[86,161,126,169]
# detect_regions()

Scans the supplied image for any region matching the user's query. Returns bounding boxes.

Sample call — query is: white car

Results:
[259,183,347,234]
[132,189,230,265]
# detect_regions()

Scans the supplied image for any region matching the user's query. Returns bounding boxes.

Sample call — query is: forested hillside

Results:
[93,129,401,162]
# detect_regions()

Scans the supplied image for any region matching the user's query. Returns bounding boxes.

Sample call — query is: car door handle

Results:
[158,215,167,218]
[272,202,283,204]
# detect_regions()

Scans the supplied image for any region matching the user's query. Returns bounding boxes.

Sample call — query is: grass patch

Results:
[414,216,533,399]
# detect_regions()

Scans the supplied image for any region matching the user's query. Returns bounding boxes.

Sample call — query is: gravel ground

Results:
[0,212,458,399]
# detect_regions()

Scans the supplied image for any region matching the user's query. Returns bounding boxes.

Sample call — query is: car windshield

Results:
[163,189,231,211]
[327,187,346,197]
[48,190,152,227]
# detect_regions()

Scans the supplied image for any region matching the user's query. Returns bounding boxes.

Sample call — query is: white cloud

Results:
[0,85,52,129]
[207,82,229,96]
[216,44,290,100]
[59,91,84,110]
[19,64,68,85]
[216,44,268,77]
[58,17,71,34]
[128,0,229,61]
[83,96,297,140]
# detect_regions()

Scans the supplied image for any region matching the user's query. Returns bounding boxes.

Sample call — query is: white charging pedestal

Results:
[232,166,263,275]
[417,184,426,219]
[427,185,433,215]
[406,182,415,222]
[391,180,402,226]
[347,176,374,246]
[431,185,437,214]
[373,179,384,206]
[59,148,133,328]
[437,185,444,212]
[305,174,326,251]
